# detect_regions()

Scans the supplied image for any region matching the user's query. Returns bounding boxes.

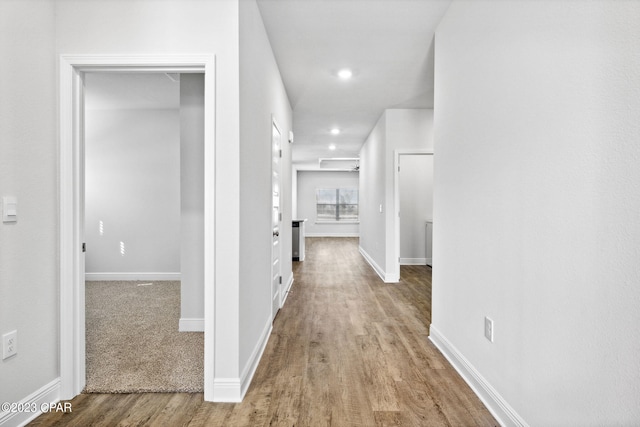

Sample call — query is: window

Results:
[316,188,359,222]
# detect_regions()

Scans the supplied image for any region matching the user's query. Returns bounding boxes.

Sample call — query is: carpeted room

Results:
[85,280,203,393]
[83,72,205,394]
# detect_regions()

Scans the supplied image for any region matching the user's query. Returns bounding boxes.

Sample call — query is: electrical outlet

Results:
[2,330,17,359]
[484,317,494,343]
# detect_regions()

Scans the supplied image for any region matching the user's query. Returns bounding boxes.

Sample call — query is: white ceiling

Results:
[256,0,452,166]
[83,0,451,167]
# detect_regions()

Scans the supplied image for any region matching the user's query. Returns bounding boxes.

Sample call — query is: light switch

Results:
[2,196,17,222]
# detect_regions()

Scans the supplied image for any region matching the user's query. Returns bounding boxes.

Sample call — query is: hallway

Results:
[30,238,496,426]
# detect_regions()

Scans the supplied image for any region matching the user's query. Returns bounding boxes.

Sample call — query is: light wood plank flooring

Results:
[30,237,497,426]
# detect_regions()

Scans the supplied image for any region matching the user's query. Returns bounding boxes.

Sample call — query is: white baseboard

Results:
[281,273,294,307]
[211,377,242,402]
[240,319,272,399]
[305,233,359,237]
[85,272,181,281]
[212,319,273,402]
[429,326,528,427]
[400,257,427,265]
[358,246,399,283]
[179,318,204,332]
[0,378,61,427]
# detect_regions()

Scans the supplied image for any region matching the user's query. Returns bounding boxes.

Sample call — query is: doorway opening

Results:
[82,72,204,392]
[59,55,215,400]
[394,151,434,273]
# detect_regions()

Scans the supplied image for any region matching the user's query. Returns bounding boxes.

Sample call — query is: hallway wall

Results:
[0,0,58,410]
[55,0,243,400]
[239,0,293,393]
[432,1,640,425]
[359,109,433,281]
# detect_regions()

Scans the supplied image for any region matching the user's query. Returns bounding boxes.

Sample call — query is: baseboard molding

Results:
[305,233,359,237]
[179,318,204,332]
[212,319,273,402]
[429,326,528,427]
[281,273,294,307]
[85,272,181,281]
[400,257,427,265]
[0,378,61,427]
[240,319,272,399]
[211,377,242,403]
[358,246,399,283]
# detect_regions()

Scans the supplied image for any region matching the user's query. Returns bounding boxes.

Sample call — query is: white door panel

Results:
[271,119,282,321]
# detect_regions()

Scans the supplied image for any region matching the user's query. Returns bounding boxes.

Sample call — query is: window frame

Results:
[315,187,359,223]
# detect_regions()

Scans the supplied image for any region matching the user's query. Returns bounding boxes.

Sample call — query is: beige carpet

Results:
[84,280,204,393]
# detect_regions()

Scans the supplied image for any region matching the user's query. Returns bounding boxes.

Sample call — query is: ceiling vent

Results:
[319,158,360,171]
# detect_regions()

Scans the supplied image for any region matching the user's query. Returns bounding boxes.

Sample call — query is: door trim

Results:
[59,54,216,400]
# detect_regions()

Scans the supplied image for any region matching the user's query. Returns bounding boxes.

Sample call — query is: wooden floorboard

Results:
[30,237,497,427]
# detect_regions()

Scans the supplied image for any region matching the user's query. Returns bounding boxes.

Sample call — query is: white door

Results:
[271,119,282,321]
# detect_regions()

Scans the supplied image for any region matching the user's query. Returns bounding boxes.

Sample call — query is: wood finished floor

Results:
[30,237,497,427]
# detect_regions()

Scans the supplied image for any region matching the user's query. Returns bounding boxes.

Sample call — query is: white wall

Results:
[180,74,205,327]
[359,109,433,281]
[239,0,293,388]
[0,0,58,414]
[84,108,181,278]
[359,112,387,278]
[1,0,293,409]
[297,171,359,237]
[399,154,433,264]
[432,1,640,426]
[55,0,242,399]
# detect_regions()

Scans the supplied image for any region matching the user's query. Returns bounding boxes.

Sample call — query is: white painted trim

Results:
[240,320,273,399]
[305,232,359,238]
[179,318,205,332]
[0,378,60,427]
[85,272,181,281]
[211,378,242,403]
[359,245,399,283]
[393,150,434,289]
[399,258,427,265]
[212,321,273,403]
[281,273,294,307]
[59,56,86,400]
[59,54,216,402]
[429,326,528,427]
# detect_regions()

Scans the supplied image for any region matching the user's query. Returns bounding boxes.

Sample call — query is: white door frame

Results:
[393,150,434,277]
[59,54,216,400]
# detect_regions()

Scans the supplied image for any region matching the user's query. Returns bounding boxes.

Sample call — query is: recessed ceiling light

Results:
[330,128,340,135]
[338,69,353,79]
[329,144,337,150]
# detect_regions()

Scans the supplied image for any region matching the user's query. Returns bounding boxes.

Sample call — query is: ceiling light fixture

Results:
[329,144,337,150]
[330,128,340,135]
[337,69,353,79]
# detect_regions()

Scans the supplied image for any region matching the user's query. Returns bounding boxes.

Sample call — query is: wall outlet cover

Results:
[484,317,494,343]
[2,330,17,359]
